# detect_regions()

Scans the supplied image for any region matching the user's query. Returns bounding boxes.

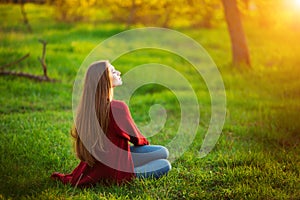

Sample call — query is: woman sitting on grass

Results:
[51,60,171,187]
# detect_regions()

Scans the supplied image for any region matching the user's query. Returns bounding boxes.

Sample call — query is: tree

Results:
[187,0,222,29]
[221,0,251,67]
[19,0,32,33]
[53,0,96,22]
[106,0,178,28]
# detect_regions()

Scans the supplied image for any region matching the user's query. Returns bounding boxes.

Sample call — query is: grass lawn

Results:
[0,3,299,199]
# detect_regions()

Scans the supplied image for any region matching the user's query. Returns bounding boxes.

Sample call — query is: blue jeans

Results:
[130,145,171,179]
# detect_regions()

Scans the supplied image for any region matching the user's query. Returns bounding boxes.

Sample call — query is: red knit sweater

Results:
[51,100,149,187]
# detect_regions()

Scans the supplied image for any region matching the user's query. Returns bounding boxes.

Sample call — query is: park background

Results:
[0,0,299,199]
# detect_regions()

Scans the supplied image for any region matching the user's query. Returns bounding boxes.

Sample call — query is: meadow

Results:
[0,3,299,199]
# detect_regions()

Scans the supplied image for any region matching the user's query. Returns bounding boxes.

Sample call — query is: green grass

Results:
[1,3,300,199]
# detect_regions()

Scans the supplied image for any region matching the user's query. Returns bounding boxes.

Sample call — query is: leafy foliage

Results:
[51,0,223,28]
[53,0,97,22]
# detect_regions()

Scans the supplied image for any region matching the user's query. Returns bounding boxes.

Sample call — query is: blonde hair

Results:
[71,61,113,166]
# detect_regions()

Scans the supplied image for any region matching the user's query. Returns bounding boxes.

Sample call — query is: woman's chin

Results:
[113,82,122,87]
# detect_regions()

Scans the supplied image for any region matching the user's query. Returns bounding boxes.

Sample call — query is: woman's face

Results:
[109,63,122,87]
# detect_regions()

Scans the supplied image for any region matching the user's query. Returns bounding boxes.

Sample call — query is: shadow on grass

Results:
[1,174,57,198]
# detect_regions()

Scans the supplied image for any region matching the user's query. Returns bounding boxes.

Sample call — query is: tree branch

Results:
[0,39,57,82]
[38,39,48,80]
[0,53,30,70]
[0,71,55,82]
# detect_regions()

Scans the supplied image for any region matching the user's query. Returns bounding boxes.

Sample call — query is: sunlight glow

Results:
[295,0,300,7]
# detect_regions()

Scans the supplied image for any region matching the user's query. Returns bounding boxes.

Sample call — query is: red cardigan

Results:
[51,100,149,187]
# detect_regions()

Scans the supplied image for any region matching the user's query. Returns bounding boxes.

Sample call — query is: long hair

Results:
[71,61,113,166]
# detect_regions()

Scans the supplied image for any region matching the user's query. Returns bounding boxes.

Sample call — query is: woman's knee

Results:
[157,145,169,159]
[159,159,171,171]
[131,145,169,160]
[134,159,171,178]
[154,159,172,177]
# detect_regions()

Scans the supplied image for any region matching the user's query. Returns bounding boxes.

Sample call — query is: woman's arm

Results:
[111,100,149,146]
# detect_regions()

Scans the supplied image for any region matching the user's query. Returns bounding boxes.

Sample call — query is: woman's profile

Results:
[51,60,171,187]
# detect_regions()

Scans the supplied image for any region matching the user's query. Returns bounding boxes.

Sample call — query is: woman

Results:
[51,60,171,187]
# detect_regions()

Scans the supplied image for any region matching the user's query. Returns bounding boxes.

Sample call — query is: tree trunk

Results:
[127,0,136,28]
[221,0,251,67]
[19,0,32,33]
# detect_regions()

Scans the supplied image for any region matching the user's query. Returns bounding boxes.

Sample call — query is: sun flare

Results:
[295,0,300,7]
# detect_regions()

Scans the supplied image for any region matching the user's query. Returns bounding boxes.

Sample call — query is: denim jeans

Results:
[130,145,171,178]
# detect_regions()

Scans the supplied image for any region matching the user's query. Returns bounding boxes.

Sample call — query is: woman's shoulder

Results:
[110,100,131,120]
[111,100,129,112]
